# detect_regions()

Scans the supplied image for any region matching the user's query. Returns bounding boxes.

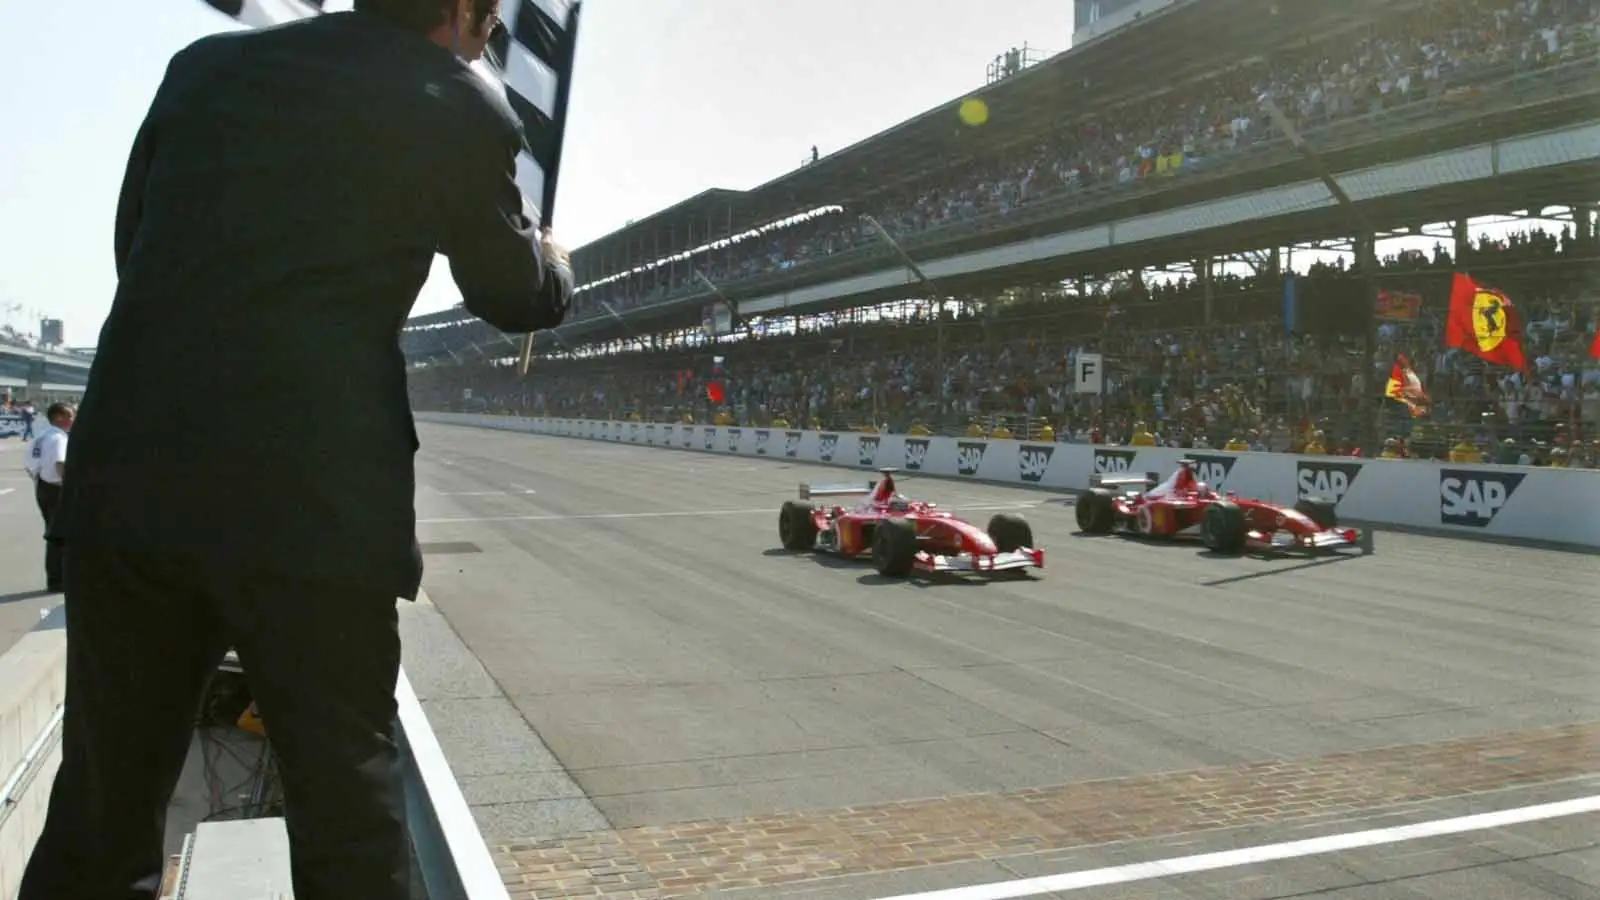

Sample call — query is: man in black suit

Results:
[19,1,573,898]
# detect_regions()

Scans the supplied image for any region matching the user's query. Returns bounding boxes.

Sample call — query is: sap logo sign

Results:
[858,437,880,467]
[645,424,656,444]
[784,431,802,458]
[818,434,839,462]
[727,429,742,452]
[1297,462,1361,503]
[629,423,640,442]
[662,425,674,444]
[1187,454,1236,491]
[682,428,693,448]
[1439,469,1525,527]
[1018,444,1054,483]
[754,430,771,455]
[1093,449,1137,473]
[702,428,716,450]
[956,441,986,476]
[904,439,930,470]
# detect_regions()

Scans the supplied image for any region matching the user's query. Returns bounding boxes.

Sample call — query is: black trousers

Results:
[34,478,63,589]
[18,541,413,900]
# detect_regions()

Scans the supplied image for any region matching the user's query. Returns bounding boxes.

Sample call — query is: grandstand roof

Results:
[566,0,1395,279]
[572,188,748,278]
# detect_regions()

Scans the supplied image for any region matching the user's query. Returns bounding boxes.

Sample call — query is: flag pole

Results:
[520,0,583,377]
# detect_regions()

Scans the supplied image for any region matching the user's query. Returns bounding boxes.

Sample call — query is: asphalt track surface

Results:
[409,422,1599,900]
[1,428,1594,899]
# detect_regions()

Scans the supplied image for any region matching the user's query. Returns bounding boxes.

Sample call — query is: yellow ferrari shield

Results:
[1471,289,1510,352]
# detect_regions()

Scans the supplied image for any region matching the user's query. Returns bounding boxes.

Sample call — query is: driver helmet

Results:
[889,497,911,512]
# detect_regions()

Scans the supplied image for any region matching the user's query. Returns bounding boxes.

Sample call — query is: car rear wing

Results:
[799,481,875,500]
[1089,472,1161,490]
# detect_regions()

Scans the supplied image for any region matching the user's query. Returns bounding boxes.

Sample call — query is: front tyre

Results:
[872,518,918,577]
[987,513,1033,552]
[1075,488,1116,534]
[1202,501,1248,554]
[779,501,818,550]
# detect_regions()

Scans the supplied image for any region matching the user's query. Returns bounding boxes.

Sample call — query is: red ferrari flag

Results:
[1444,273,1526,370]
[706,355,727,405]
[1384,354,1429,418]
[1590,327,1600,361]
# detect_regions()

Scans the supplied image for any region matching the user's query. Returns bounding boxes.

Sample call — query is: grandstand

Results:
[406,0,1599,461]
[0,344,91,405]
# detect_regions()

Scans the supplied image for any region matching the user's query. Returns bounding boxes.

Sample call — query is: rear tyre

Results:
[872,518,918,577]
[779,501,818,551]
[1075,488,1116,534]
[1294,497,1338,530]
[1202,501,1248,554]
[987,513,1033,552]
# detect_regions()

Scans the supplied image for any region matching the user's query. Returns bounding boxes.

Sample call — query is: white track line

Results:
[869,795,1600,900]
[0,487,13,496]
[416,508,774,524]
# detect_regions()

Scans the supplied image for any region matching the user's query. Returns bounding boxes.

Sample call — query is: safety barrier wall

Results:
[419,413,1600,550]
[0,608,66,900]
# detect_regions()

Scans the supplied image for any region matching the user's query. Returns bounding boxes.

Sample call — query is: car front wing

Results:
[914,548,1045,573]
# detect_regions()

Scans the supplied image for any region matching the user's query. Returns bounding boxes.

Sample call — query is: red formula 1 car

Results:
[777,468,1045,577]
[1074,459,1372,554]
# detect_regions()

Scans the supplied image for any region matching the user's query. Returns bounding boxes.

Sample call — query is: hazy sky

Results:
[0,0,1072,347]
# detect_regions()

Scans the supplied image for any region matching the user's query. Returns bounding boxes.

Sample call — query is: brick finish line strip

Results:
[494,722,1599,900]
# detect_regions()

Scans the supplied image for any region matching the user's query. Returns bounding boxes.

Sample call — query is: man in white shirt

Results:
[25,403,73,591]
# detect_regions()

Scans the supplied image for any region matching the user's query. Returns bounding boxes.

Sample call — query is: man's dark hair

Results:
[353,0,498,34]
[47,402,74,423]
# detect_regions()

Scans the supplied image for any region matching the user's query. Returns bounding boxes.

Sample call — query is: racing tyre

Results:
[779,501,818,551]
[1202,501,1248,554]
[1075,488,1116,534]
[1294,497,1338,530]
[872,518,918,578]
[987,513,1033,552]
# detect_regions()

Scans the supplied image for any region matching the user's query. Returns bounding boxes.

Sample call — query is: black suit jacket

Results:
[57,11,573,601]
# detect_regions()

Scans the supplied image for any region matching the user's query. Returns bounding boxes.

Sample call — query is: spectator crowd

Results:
[406,0,1600,469]
[560,0,1598,322]
[410,226,1600,468]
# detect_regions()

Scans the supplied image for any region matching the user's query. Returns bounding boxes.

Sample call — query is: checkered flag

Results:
[198,0,582,227]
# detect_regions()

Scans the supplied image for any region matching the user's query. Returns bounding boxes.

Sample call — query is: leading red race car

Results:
[777,468,1045,577]
[1074,458,1372,554]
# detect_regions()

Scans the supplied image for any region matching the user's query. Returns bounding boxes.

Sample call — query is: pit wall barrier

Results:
[0,608,66,900]
[417,412,1600,550]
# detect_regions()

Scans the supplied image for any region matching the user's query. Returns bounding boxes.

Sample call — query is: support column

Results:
[1571,203,1595,243]
[1355,229,1381,452]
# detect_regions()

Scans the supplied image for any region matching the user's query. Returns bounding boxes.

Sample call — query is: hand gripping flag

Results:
[1384,353,1429,418]
[1444,272,1526,371]
[198,0,583,369]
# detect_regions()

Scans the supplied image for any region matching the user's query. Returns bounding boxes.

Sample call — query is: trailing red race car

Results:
[1074,459,1372,554]
[777,468,1045,577]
